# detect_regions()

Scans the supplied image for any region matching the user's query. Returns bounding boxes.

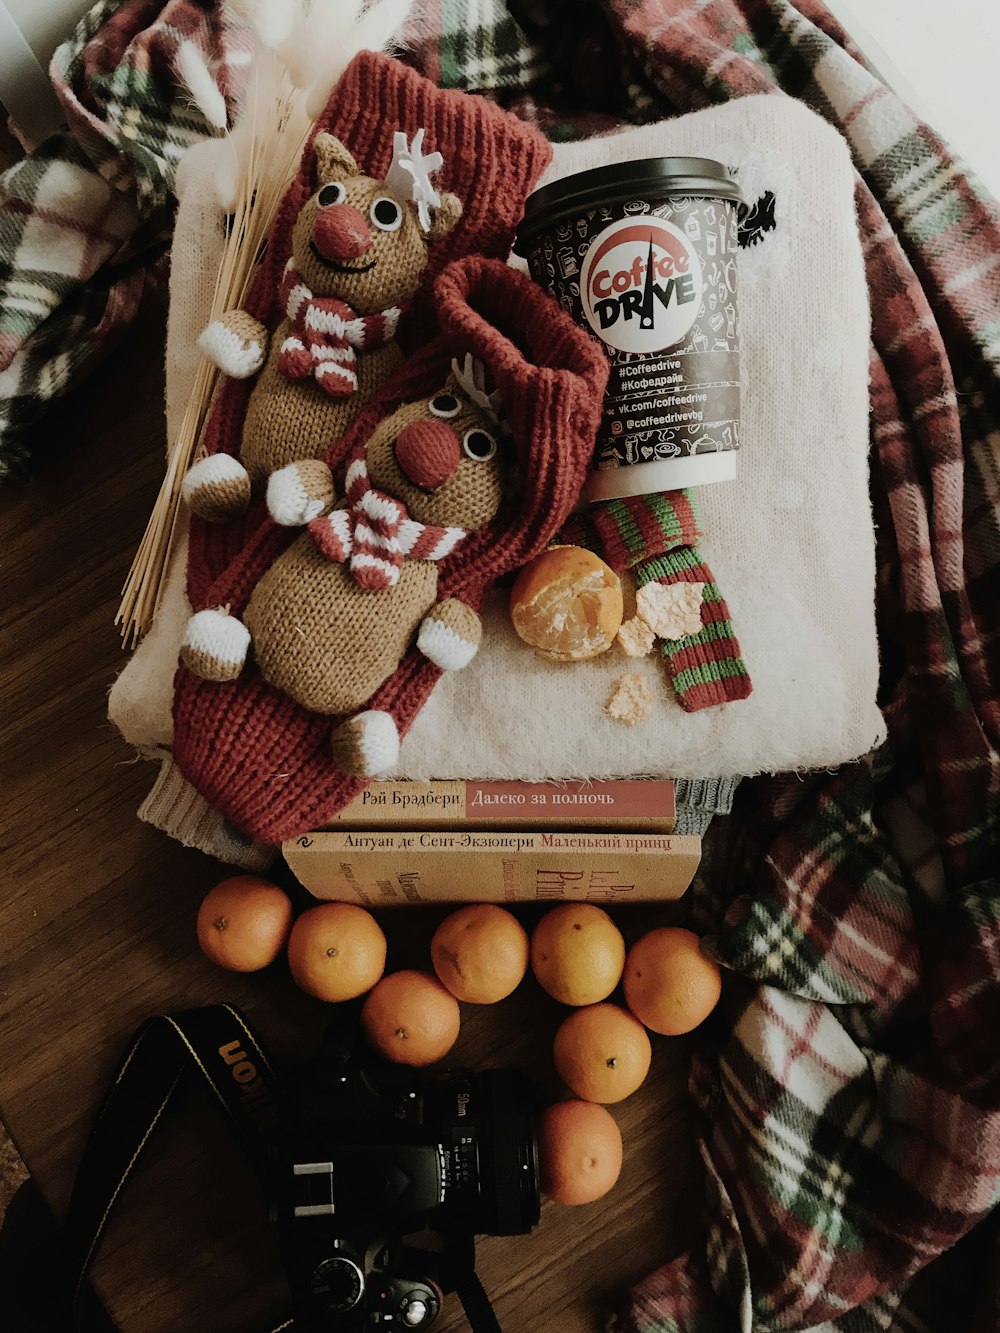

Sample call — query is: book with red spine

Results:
[321,778,676,832]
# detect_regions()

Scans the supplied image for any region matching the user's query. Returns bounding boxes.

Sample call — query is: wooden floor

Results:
[0,297,704,1332]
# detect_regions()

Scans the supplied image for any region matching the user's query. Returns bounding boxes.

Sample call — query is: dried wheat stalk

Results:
[116,0,411,646]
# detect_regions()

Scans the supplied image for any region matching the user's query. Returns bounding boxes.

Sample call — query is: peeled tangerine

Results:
[510,546,623,662]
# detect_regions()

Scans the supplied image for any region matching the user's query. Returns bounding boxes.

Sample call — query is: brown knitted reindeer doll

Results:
[182,129,461,522]
[181,356,509,775]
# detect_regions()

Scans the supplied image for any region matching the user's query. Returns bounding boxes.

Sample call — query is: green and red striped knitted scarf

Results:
[561,490,751,712]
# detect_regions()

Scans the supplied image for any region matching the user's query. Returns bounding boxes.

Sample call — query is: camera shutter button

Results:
[401,1298,429,1325]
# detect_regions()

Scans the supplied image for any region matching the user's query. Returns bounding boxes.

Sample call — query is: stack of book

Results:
[282,780,701,906]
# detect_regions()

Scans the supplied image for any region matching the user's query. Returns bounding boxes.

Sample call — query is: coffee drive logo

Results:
[580,216,702,353]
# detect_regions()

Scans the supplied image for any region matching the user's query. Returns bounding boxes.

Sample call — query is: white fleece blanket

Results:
[110,96,885,800]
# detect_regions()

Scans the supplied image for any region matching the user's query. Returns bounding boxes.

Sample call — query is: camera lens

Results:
[422,1068,541,1235]
[312,1255,364,1313]
[473,1069,540,1235]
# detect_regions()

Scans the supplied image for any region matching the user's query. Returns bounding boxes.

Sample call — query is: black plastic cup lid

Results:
[515,157,742,253]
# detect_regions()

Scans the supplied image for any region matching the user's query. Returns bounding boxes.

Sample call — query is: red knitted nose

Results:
[394,420,462,490]
[311,203,371,263]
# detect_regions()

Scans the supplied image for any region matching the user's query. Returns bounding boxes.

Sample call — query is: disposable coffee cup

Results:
[515,158,742,500]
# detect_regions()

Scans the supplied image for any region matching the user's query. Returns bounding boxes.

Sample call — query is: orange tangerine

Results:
[622,926,722,1035]
[530,903,625,1006]
[552,1003,651,1103]
[537,1099,623,1205]
[361,970,461,1067]
[286,902,386,1002]
[431,904,529,1003]
[196,875,293,972]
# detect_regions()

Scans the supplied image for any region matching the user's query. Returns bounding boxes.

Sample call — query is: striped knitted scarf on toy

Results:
[561,490,751,712]
[277,261,404,399]
[308,448,466,590]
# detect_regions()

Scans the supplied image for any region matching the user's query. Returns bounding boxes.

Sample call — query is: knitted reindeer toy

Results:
[183,355,512,776]
[172,257,609,843]
[182,129,461,522]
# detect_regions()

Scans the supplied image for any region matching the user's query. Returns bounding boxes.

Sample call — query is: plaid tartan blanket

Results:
[484,6,997,1330]
[8,0,1000,1328]
[0,0,244,479]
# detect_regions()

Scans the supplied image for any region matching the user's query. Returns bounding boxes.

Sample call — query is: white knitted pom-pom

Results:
[181,608,250,677]
[355,710,400,775]
[198,320,263,377]
[182,453,250,504]
[267,465,327,527]
[417,616,479,671]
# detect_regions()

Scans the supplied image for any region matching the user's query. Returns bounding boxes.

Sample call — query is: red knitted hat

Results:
[172,257,609,844]
[188,52,552,608]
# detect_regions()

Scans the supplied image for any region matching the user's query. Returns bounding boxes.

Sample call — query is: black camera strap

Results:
[64,1006,506,1333]
[63,1005,286,1332]
[452,1269,504,1333]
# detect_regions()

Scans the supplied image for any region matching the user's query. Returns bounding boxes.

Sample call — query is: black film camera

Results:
[271,1016,541,1332]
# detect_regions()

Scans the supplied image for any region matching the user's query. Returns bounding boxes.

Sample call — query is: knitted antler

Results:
[384,128,443,231]
[450,354,504,427]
